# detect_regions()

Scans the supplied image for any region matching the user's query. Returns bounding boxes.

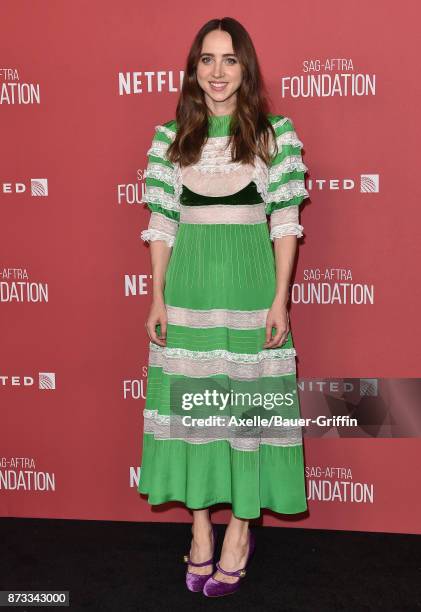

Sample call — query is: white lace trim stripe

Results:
[154,124,176,141]
[166,305,270,329]
[266,180,309,206]
[147,140,173,160]
[270,204,299,230]
[192,161,244,174]
[150,344,296,363]
[270,204,299,226]
[270,223,304,240]
[269,202,304,240]
[147,211,178,235]
[148,343,297,380]
[145,163,174,185]
[269,156,308,183]
[140,229,175,247]
[180,203,267,225]
[187,135,243,175]
[143,185,181,212]
[271,116,291,131]
[274,130,304,151]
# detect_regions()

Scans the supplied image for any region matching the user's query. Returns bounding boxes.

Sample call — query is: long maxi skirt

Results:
[138,182,308,519]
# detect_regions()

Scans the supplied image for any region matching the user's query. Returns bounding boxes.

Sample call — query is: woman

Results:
[138,17,309,598]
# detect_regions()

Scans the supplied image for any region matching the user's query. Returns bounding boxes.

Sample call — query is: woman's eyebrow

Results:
[199,52,237,57]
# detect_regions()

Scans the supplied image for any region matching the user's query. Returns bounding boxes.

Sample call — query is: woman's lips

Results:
[209,82,228,92]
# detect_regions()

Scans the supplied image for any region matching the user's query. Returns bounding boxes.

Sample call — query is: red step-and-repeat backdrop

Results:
[1,1,420,534]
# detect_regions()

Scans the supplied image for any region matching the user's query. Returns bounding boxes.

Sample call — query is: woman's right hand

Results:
[145,298,168,346]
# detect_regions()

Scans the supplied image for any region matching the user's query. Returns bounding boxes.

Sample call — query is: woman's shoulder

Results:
[161,118,177,132]
[266,113,294,130]
[151,119,177,142]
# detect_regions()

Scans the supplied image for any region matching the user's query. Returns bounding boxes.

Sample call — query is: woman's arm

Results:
[263,115,309,349]
[145,240,172,346]
[150,240,172,302]
[263,236,297,348]
[140,122,180,346]
[273,235,297,307]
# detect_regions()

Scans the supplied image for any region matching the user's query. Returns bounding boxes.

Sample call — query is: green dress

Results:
[138,113,310,519]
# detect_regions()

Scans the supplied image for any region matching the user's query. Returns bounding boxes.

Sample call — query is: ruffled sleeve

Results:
[140,121,180,248]
[265,115,309,241]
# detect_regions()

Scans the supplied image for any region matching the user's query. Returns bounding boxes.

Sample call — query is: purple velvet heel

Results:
[203,529,255,598]
[183,525,217,593]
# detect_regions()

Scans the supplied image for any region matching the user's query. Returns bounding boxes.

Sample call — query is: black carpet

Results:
[1,517,420,611]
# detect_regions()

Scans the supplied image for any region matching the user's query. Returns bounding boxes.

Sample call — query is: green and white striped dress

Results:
[138,113,309,518]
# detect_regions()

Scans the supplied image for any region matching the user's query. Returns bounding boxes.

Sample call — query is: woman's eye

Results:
[200,56,237,65]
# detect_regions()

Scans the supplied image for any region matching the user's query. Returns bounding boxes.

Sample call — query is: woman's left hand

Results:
[263,301,290,348]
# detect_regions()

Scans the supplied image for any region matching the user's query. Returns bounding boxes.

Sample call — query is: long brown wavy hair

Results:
[166,17,278,167]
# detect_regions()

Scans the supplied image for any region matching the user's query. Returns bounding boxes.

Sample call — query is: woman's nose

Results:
[212,61,224,78]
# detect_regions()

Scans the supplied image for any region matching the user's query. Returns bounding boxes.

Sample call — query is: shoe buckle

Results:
[239,569,246,577]
[183,554,189,563]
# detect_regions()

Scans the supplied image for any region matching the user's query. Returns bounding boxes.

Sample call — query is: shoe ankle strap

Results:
[216,561,246,578]
[183,554,213,567]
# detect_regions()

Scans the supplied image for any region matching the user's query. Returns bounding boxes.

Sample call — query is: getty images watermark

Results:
[177,389,358,430]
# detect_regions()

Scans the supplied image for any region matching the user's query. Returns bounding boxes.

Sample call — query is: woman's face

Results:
[196,29,242,114]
